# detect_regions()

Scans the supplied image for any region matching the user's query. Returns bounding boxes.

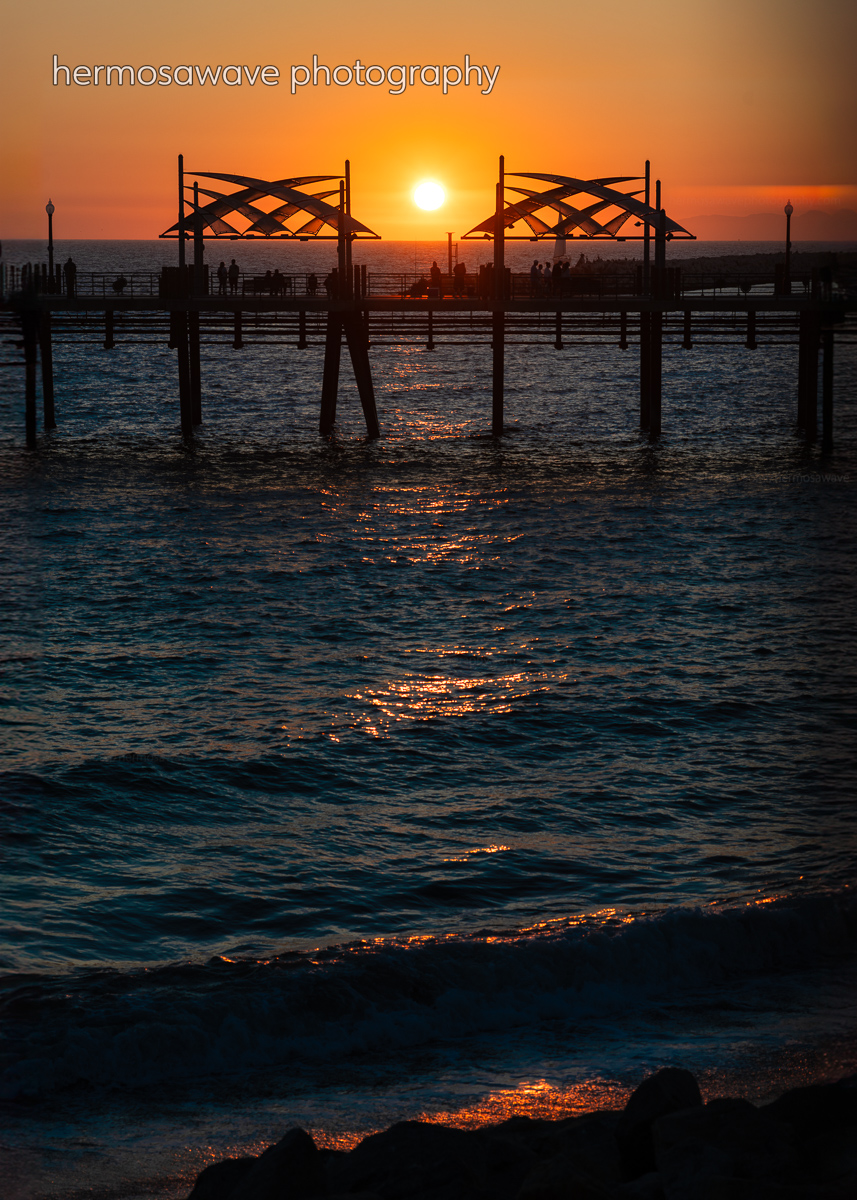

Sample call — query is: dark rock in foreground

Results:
[186,1068,857,1200]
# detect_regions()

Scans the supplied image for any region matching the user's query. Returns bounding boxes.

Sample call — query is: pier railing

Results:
[0,263,829,303]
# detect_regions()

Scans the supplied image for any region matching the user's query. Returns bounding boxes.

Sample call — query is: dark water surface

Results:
[1,243,856,1198]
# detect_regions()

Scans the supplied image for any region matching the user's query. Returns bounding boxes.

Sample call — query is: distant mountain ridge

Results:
[686,209,857,241]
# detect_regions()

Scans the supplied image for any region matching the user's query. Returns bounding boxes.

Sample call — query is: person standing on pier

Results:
[217,262,227,296]
[530,260,540,297]
[227,260,239,295]
[453,260,467,297]
[430,261,442,294]
[551,260,562,296]
[64,256,77,299]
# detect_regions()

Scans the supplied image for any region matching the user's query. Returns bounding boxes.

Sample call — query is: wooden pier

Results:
[2,155,853,450]
[3,277,850,450]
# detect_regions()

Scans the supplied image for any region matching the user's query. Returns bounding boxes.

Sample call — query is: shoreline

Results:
[9,1040,857,1200]
[182,1068,857,1200]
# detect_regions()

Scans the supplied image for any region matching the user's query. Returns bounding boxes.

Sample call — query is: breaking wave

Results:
[2,887,854,1100]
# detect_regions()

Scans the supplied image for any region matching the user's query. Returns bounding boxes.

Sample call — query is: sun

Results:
[414,182,446,210]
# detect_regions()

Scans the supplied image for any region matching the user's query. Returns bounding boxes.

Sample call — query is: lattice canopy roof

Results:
[160,172,379,240]
[463,173,693,240]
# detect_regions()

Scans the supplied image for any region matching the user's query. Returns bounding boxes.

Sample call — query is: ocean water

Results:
[1,242,856,1199]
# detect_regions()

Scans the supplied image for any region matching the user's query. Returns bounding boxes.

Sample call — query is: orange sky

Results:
[1,0,855,240]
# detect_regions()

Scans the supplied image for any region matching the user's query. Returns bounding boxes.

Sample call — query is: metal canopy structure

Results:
[159,164,379,242]
[463,172,694,241]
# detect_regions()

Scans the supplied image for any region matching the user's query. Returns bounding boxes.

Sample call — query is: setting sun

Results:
[414,182,446,210]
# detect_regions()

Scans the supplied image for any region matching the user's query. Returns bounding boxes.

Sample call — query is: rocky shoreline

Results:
[186,1068,857,1200]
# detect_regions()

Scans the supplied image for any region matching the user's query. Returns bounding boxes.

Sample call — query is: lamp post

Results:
[784,199,793,295]
[46,199,55,278]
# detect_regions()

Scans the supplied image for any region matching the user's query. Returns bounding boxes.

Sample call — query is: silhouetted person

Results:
[452,261,467,297]
[64,256,77,299]
[530,259,540,296]
[272,269,284,296]
[111,274,128,294]
[307,272,318,296]
[551,260,562,296]
[324,270,336,296]
[227,259,239,295]
[217,261,227,295]
[429,261,442,292]
[262,270,273,294]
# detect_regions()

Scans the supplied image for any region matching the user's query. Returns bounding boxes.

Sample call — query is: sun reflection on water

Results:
[308,1078,633,1152]
[350,668,555,725]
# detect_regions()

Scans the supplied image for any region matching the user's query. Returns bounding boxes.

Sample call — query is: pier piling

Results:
[492,158,505,437]
[822,324,834,450]
[682,310,692,350]
[39,311,56,430]
[320,314,342,434]
[344,313,380,438]
[174,311,192,437]
[797,310,819,437]
[23,311,38,447]
[746,311,757,350]
[189,310,202,425]
[639,311,651,429]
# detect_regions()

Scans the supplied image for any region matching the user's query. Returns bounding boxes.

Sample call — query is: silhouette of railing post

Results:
[492,155,505,437]
[39,311,56,430]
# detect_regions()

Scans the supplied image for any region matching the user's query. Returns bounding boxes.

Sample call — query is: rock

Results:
[326,1119,536,1200]
[652,1097,794,1200]
[759,1076,857,1195]
[616,1069,703,1180]
[187,1156,255,1200]
[515,1149,614,1199]
[678,1177,855,1199]
[612,1172,665,1199]
[228,1127,325,1200]
[549,1112,623,1188]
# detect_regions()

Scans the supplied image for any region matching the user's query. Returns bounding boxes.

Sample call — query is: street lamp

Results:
[46,199,55,279]
[783,199,793,295]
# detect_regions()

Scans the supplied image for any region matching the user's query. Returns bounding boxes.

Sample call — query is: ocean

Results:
[1,240,856,1200]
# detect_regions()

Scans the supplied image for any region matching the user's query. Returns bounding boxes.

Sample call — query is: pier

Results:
[2,158,853,449]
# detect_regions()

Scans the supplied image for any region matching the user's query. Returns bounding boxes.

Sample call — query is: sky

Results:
[1,0,855,240]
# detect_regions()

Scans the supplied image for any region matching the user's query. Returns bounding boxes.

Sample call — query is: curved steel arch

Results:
[160,171,379,240]
[463,172,693,241]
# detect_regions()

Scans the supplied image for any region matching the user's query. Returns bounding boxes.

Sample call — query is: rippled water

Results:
[1,242,856,1199]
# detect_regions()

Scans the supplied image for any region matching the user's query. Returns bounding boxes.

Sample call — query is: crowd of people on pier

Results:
[52,253,592,301]
[529,254,589,297]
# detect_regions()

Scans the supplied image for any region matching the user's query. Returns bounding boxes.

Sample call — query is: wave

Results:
[1,888,854,1101]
